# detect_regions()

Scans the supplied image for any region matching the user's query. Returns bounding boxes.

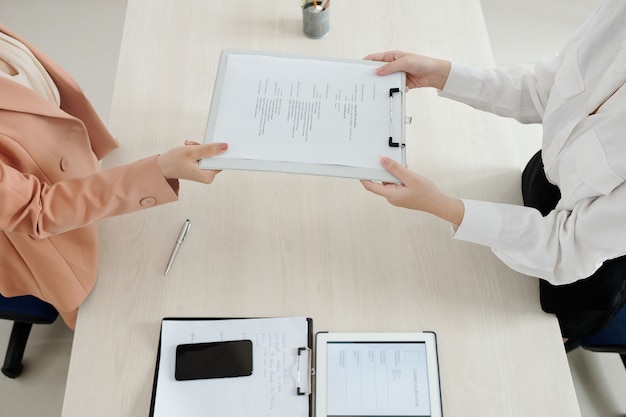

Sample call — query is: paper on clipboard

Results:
[200,50,406,183]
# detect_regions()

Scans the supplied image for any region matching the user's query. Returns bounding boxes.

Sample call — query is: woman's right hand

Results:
[363,51,451,90]
[157,141,228,184]
[360,156,465,226]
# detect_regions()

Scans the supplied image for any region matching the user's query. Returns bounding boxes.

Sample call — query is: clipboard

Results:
[199,50,407,183]
[148,317,443,417]
[149,317,313,417]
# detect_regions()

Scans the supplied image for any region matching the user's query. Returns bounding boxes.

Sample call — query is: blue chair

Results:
[579,304,626,368]
[0,293,59,378]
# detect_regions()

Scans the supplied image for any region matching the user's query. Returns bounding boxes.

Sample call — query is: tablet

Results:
[314,332,443,417]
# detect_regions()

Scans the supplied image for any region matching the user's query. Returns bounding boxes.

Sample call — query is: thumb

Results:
[380,157,410,183]
[376,60,402,76]
[193,142,229,159]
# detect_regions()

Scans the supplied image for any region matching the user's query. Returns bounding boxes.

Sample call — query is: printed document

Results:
[201,50,405,182]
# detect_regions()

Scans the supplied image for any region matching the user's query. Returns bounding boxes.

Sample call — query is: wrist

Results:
[425,193,464,226]
[157,153,175,180]
[430,59,451,90]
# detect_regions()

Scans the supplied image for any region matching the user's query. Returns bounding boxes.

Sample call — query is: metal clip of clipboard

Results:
[388,87,406,148]
[296,347,312,395]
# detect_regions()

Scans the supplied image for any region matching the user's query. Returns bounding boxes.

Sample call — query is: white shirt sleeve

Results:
[438,60,558,124]
[439,2,626,285]
[454,191,626,285]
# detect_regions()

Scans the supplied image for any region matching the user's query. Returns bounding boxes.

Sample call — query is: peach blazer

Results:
[0,25,179,328]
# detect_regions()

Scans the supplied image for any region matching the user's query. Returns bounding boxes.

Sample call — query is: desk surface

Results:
[62,1,581,416]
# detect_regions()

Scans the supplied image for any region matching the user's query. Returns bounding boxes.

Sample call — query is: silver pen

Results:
[164,219,191,275]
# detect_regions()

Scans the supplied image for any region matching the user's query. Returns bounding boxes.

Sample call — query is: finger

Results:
[380,157,413,183]
[184,140,201,146]
[199,169,222,184]
[193,142,229,158]
[210,142,229,152]
[360,179,374,190]
[366,50,406,63]
[363,52,387,61]
[375,59,404,76]
[360,179,393,197]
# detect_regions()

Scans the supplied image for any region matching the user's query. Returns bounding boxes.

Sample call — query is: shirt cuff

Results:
[453,199,503,248]
[438,62,485,102]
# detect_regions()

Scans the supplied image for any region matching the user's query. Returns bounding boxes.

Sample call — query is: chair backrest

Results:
[580,304,626,354]
[0,294,58,324]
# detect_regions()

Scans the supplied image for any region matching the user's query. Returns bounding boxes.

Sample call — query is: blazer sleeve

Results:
[0,155,179,238]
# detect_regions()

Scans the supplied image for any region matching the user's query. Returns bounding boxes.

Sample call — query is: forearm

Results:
[454,195,626,285]
[360,157,464,226]
[439,62,547,123]
[424,193,465,226]
[1,156,178,238]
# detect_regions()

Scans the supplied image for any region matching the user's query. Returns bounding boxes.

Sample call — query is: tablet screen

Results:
[315,333,442,417]
[326,342,430,416]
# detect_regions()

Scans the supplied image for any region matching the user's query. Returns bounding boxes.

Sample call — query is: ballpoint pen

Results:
[164,219,191,275]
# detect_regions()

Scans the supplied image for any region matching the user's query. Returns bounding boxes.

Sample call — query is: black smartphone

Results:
[175,339,253,381]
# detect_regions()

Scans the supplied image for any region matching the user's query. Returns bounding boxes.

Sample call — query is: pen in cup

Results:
[164,219,191,275]
[302,0,330,39]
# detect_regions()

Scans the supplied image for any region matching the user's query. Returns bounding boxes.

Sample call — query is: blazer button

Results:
[139,197,157,207]
[59,158,69,172]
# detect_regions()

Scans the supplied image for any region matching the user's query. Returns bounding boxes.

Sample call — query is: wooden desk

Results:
[62,1,581,416]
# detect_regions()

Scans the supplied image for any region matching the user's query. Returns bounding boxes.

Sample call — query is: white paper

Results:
[201,51,405,181]
[152,317,310,417]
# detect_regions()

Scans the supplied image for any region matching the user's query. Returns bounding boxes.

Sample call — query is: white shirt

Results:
[440,0,626,285]
[0,32,60,106]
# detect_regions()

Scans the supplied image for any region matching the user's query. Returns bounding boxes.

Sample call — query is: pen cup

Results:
[302,1,330,39]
